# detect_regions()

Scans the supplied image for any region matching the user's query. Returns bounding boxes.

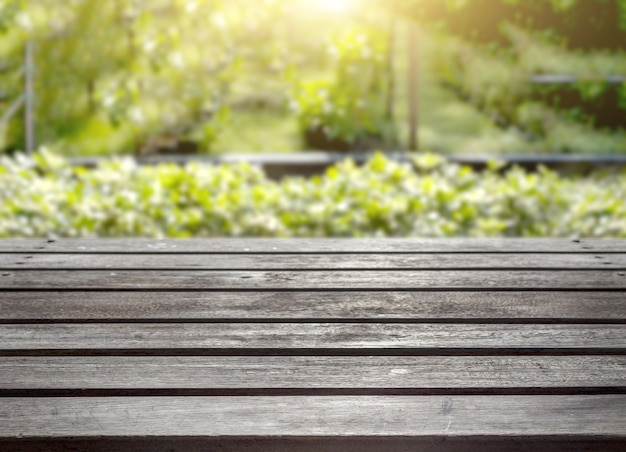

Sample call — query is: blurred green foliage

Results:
[1,150,625,238]
[0,0,624,155]
[398,0,626,46]
[291,27,391,148]
[433,23,626,153]
[0,0,289,155]
[395,0,626,153]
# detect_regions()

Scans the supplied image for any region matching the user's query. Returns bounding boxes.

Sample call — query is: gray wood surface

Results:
[2,291,624,320]
[1,238,624,253]
[2,269,626,290]
[1,356,624,390]
[2,323,624,351]
[2,252,625,269]
[0,238,624,445]
[1,396,624,437]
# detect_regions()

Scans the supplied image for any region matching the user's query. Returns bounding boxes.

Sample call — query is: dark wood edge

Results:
[3,436,625,452]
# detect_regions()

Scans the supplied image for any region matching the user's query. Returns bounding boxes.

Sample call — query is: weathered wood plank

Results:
[2,270,626,290]
[1,238,624,253]
[1,356,624,391]
[2,291,625,321]
[1,324,624,352]
[1,396,624,437]
[2,253,625,270]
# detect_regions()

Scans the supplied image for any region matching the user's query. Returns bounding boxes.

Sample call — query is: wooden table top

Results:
[0,238,625,451]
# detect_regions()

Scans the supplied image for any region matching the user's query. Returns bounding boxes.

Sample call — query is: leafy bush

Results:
[291,28,391,149]
[1,150,625,238]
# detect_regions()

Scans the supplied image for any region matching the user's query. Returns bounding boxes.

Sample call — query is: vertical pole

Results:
[24,41,35,154]
[407,21,419,151]
[385,12,396,121]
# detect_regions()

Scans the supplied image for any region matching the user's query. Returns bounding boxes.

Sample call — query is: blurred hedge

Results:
[1,151,625,238]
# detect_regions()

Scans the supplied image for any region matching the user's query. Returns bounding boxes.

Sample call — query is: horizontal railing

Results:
[67,152,626,178]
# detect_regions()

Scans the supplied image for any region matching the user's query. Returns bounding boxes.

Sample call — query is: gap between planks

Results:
[2,387,625,397]
[3,319,625,325]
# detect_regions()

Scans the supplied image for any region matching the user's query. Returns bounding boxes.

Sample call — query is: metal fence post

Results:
[407,21,419,151]
[24,41,35,154]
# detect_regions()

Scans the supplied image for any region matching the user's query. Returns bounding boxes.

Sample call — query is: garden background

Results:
[1,0,625,238]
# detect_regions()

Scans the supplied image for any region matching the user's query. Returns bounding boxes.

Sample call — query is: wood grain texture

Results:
[1,323,624,352]
[2,269,626,290]
[1,238,624,253]
[2,253,625,270]
[1,238,624,445]
[2,291,624,321]
[1,356,624,390]
[1,395,624,437]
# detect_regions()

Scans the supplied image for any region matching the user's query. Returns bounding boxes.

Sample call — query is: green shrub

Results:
[1,150,625,238]
[291,27,390,148]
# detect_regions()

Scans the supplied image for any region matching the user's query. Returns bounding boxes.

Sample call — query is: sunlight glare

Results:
[304,0,354,14]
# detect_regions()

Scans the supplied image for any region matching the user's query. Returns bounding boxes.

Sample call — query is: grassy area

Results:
[212,110,302,154]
